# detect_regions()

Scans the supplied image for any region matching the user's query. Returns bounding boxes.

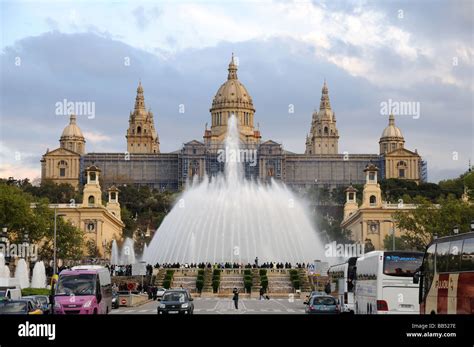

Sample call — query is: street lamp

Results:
[453,225,459,235]
[53,208,66,275]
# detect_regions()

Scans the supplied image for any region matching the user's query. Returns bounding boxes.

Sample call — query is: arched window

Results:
[137,126,142,134]
[88,195,95,205]
[58,160,68,177]
[369,195,376,206]
[324,127,328,135]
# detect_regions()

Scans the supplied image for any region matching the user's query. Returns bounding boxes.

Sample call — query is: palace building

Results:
[41,55,427,192]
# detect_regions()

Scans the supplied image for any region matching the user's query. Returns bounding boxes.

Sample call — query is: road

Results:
[111,297,307,314]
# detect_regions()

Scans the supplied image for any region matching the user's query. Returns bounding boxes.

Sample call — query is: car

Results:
[29,295,51,314]
[304,295,340,314]
[21,295,43,311]
[156,288,166,298]
[305,291,326,302]
[0,300,43,315]
[157,289,194,315]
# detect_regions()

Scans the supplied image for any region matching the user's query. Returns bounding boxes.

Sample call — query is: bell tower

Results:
[343,185,359,220]
[106,185,121,219]
[126,82,160,154]
[305,81,339,155]
[82,165,102,208]
[361,163,382,209]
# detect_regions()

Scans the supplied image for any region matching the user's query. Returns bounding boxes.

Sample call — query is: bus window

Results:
[461,237,474,271]
[422,244,436,300]
[383,253,423,276]
[435,242,450,273]
[447,240,463,272]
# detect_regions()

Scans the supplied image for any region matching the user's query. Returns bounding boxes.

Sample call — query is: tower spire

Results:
[228,53,238,80]
[134,81,145,111]
[319,80,331,110]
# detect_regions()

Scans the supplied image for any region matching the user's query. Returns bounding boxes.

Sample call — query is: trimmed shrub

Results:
[163,279,171,289]
[260,276,269,290]
[196,279,204,292]
[21,288,50,296]
[259,269,267,276]
[212,280,220,293]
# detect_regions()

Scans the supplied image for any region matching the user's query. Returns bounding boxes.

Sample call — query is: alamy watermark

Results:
[55,99,96,119]
[325,241,365,258]
[0,243,38,262]
[380,98,420,119]
[217,146,257,166]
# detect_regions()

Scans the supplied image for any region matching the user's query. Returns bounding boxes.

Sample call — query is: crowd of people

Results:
[152,261,312,270]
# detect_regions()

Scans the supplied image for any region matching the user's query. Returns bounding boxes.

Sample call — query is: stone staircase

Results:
[297,268,313,292]
[219,270,244,294]
[267,270,293,293]
[154,268,167,287]
[171,269,198,292]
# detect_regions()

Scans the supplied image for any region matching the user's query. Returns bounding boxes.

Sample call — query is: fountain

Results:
[144,115,326,264]
[15,259,30,289]
[31,261,46,289]
[110,239,119,265]
[120,237,136,265]
[141,243,148,262]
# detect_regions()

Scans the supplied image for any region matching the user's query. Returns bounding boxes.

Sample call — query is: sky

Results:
[0,0,473,183]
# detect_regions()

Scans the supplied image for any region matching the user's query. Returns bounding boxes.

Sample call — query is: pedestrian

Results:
[232,288,239,309]
[259,287,265,300]
[324,281,331,295]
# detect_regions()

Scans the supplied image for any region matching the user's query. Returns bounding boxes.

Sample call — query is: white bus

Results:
[354,251,423,314]
[327,257,357,313]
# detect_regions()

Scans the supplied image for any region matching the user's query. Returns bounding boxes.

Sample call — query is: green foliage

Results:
[260,276,268,290]
[21,288,50,296]
[211,270,221,293]
[289,270,300,289]
[243,276,252,293]
[244,269,251,276]
[259,269,267,276]
[85,239,99,258]
[394,196,474,250]
[383,234,415,251]
[0,182,84,260]
[195,279,204,292]
[162,279,171,289]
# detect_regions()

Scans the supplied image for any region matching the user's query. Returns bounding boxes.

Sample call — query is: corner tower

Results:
[305,81,339,155]
[126,82,160,154]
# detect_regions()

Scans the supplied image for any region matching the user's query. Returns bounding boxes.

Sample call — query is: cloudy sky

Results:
[0,0,472,183]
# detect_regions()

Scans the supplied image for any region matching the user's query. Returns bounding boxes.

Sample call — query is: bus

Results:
[54,265,112,314]
[327,257,357,313]
[354,251,423,314]
[415,231,474,314]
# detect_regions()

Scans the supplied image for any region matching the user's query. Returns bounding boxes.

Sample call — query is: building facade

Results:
[340,163,418,250]
[41,55,426,192]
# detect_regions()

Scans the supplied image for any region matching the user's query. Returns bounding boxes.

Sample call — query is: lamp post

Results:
[53,208,66,275]
[453,225,459,235]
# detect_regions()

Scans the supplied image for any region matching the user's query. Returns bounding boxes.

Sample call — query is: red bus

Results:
[415,231,474,314]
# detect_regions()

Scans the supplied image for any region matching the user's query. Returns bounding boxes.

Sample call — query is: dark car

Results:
[22,295,50,314]
[157,290,194,315]
[304,295,339,314]
[0,300,43,315]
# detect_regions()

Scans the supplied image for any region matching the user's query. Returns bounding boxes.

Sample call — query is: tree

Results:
[393,196,474,250]
[0,182,84,260]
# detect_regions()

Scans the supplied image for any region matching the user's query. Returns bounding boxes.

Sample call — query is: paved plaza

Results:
[111,297,307,315]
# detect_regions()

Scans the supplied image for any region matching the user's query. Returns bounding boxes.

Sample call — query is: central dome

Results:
[210,54,254,111]
[381,114,403,138]
[61,114,84,139]
[205,54,260,147]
